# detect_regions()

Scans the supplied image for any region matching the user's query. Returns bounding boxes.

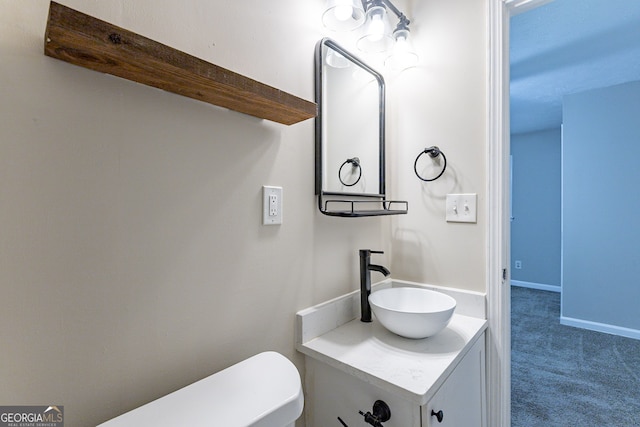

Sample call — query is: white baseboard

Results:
[560,316,640,341]
[510,280,561,293]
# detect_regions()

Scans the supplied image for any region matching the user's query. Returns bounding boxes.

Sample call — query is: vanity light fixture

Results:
[384,20,418,70]
[322,0,418,70]
[356,0,393,53]
[322,0,366,31]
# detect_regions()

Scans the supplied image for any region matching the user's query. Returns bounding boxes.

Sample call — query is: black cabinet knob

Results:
[431,409,444,423]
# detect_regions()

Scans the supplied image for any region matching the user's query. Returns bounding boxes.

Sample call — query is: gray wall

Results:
[562,80,640,332]
[510,128,562,288]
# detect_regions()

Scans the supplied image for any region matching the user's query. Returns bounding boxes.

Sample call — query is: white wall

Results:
[0,0,488,425]
[388,0,487,292]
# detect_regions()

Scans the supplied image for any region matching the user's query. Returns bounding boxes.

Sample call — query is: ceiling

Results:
[509,0,640,135]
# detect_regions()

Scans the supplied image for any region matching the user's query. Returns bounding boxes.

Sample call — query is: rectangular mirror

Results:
[315,38,407,217]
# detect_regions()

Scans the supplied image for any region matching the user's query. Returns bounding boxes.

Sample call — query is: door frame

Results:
[486,0,553,425]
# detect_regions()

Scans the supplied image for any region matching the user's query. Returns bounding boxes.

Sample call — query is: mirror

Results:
[315,38,407,217]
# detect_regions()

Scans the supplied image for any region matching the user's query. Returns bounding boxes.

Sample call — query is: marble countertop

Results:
[296,281,487,406]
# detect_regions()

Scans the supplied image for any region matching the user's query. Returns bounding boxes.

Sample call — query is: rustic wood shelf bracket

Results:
[44,1,317,125]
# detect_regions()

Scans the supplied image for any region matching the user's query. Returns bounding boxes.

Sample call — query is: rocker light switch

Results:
[446,193,477,223]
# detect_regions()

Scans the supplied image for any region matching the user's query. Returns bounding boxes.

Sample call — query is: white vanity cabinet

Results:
[296,281,488,427]
[422,337,486,427]
[304,333,485,427]
[305,357,421,426]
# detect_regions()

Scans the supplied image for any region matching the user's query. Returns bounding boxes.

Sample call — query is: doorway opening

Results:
[507,0,640,425]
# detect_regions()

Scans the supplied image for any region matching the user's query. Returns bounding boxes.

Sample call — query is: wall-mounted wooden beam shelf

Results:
[44,1,317,125]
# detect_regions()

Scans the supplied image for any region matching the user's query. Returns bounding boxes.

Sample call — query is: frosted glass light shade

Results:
[356,5,393,53]
[322,0,365,32]
[385,28,419,71]
[326,50,350,68]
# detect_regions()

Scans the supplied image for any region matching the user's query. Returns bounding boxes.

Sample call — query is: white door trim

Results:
[486,1,510,425]
[486,0,553,425]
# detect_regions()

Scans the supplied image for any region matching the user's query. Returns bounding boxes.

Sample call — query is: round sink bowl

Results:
[369,287,456,339]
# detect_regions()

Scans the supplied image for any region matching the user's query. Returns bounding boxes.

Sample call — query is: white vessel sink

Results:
[369,287,456,339]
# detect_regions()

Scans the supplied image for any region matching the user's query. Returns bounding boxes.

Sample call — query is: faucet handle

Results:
[359,249,384,257]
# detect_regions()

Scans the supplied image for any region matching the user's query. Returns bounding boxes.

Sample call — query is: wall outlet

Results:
[263,186,282,225]
[515,260,522,269]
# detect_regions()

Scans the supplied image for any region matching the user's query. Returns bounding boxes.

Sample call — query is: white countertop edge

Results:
[297,314,488,406]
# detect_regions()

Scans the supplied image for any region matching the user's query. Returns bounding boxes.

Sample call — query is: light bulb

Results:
[395,33,408,47]
[369,14,384,41]
[385,28,419,71]
[322,0,365,31]
[356,5,393,53]
[333,0,352,21]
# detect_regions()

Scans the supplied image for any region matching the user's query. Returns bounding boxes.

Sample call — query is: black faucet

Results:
[359,249,391,322]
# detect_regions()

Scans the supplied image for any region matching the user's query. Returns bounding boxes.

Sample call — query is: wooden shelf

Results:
[44,1,317,125]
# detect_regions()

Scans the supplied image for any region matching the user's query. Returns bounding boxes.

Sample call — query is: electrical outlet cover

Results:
[263,186,282,225]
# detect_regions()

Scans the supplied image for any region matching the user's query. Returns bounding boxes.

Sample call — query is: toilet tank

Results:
[98,351,304,427]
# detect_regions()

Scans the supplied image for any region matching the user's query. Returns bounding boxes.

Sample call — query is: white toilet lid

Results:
[98,351,304,427]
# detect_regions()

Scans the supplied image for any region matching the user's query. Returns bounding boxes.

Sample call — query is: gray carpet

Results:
[511,286,640,426]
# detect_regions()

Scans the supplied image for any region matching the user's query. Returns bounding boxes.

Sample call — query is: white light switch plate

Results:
[263,186,282,225]
[446,193,477,223]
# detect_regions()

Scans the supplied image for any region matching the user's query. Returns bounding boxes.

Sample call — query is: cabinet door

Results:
[422,336,486,427]
[305,358,421,427]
